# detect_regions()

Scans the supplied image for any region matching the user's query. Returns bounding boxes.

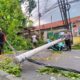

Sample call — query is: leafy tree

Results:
[28,0,36,13]
[0,0,32,51]
[0,0,25,33]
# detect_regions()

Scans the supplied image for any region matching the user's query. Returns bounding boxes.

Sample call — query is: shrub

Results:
[0,57,21,77]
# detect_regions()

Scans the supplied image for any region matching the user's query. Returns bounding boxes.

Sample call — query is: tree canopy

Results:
[0,0,32,51]
[28,0,36,13]
[0,0,25,33]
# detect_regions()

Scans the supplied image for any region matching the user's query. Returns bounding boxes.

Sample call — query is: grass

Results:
[0,55,21,77]
[37,67,80,80]
[52,51,62,54]
[4,51,15,54]
[72,44,80,50]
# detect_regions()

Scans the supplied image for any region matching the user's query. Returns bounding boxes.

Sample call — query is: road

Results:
[18,49,80,80]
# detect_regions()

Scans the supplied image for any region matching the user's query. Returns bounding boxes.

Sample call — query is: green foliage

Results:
[4,37,33,52]
[0,0,25,33]
[26,19,33,27]
[38,39,46,46]
[38,67,80,80]
[28,0,36,13]
[0,58,21,77]
[72,44,80,50]
[0,0,33,51]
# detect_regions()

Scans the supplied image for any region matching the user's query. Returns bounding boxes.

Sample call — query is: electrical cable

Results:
[31,0,80,19]
[27,58,80,74]
[58,0,64,24]
[44,0,80,15]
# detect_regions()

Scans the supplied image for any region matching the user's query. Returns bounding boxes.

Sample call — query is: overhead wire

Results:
[27,58,80,74]
[57,0,71,30]
[44,0,49,13]
[44,0,80,15]
[31,0,80,19]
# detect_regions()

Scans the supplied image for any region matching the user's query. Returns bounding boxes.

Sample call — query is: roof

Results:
[35,16,80,30]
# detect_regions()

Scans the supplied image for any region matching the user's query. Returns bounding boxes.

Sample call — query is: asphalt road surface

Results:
[17,49,80,80]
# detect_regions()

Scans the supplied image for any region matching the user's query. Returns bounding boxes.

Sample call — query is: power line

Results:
[57,0,71,30]
[45,0,80,14]
[30,0,80,20]
[39,0,80,17]
[44,0,49,13]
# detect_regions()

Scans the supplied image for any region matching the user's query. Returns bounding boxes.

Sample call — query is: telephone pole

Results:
[58,0,73,44]
[38,0,41,38]
[57,0,71,30]
[51,15,53,31]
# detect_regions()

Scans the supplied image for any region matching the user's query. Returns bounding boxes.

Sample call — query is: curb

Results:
[0,70,22,80]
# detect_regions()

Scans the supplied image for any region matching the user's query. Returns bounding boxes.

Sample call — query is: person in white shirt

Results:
[32,33,38,48]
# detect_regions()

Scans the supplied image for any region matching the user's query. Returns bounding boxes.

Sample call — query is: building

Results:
[35,16,80,41]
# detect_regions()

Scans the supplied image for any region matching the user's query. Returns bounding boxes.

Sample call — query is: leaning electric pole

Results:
[58,0,73,44]
[57,0,71,30]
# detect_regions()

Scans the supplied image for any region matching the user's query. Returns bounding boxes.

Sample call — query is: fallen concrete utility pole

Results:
[15,38,64,63]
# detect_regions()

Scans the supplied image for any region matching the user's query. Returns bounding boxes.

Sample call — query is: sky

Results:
[21,0,80,26]
[30,0,80,26]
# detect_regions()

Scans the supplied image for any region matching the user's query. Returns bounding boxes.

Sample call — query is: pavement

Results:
[17,49,80,80]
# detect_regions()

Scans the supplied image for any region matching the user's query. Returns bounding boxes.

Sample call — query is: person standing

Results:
[64,31,72,51]
[0,28,6,54]
[31,33,38,48]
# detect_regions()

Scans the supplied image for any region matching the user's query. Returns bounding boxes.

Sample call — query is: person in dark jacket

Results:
[64,30,72,51]
[0,28,6,54]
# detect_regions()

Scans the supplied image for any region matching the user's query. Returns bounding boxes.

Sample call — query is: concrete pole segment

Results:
[15,38,64,63]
